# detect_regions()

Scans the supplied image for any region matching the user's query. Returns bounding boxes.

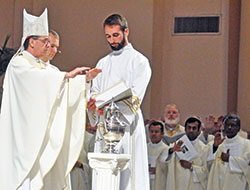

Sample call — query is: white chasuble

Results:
[207,135,250,190]
[165,139,209,190]
[0,51,87,190]
[147,141,168,190]
[88,44,151,190]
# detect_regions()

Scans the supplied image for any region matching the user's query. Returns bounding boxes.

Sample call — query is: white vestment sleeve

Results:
[130,57,151,103]
[158,148,172,163]
[207,142,216,161]
[191,169,200,182]
[229,156,244,173]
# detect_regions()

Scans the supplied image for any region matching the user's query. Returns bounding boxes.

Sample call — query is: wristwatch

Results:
[189,166,193,172]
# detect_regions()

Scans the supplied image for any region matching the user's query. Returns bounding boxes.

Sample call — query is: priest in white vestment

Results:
[87,14,151,190]
[160,104,185,145]
[147,120,168,190]
[0,9,101,190]
[158,116,210,190]
[207,114,250,190]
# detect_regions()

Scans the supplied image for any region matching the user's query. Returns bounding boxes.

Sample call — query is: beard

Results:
[165,116,180,126]
[109,35,126,51]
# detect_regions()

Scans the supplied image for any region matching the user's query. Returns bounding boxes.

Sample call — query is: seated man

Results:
[207,114,250,190]
[147,120,168,190]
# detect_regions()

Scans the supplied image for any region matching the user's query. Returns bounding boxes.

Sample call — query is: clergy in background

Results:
[147,120,168,190]
[207,114,250,190]
[0,8,101,190]
[159,116,210,190]
[161,104,185,145]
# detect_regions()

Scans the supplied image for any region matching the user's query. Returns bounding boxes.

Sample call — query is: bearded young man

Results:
[161,104,185,145]
[87,13,151,190]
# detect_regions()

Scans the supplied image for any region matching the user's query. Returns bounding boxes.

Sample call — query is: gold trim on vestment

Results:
[166,125,182,137]
[122,96,140,116]
[18,52,47,69]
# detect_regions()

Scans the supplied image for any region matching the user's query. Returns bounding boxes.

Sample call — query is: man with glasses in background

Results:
[40,29,60,64]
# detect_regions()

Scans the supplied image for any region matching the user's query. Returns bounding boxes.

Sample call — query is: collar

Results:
[190,137,199,146]
[224,134,240,144]
[165,124,182,137]
[166,124,178,131]
[111,43,133,56]
[149,140,164,147]
[23,51,40,63]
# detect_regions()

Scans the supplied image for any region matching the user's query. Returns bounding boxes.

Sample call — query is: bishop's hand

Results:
[64,67,102,80]
[65,67,90,79]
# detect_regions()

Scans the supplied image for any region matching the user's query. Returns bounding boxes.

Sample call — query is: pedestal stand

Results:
[88,153,130,190]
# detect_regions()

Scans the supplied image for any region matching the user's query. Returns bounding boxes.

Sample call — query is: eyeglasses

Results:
[36,38,50,46]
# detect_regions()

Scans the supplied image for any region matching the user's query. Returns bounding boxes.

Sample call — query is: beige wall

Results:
[152,0,230,123]
[0,0,249,130]
[0,0,153,118]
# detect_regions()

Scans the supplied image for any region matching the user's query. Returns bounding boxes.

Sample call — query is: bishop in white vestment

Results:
[0,9,101,190]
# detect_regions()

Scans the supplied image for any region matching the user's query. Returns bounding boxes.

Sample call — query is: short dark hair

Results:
[23,35,39,50]
[103,14,128,32]
[185,117,201,130]
[149,120,164,133]
[49,29,59,39]
[223,114,241,128]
